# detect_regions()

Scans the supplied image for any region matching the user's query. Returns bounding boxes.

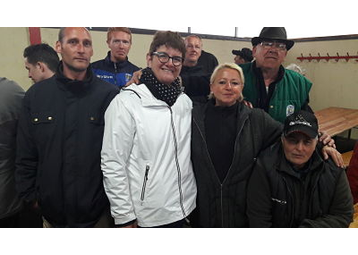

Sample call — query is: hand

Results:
[125,70,142,87]
[115,220,138,228]
[121,221,138,228]
[243,100,253,108]
[319,131,336,148]
[322,146,344,168]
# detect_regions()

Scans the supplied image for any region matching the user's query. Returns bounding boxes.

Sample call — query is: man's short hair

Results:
[58,27,90,43]
[58,27,66,43]
[184,35,203,45]
[23,43,60,73]
[107,27,132,43]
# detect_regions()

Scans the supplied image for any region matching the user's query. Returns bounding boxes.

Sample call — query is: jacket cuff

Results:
[115,219,137,228]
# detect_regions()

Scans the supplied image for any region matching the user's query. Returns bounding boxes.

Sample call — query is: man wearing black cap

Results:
[247,110,354,228]
[241,27,313,123]
[232,48,253,64]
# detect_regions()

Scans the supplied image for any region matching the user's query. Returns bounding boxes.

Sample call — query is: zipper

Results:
[194,112,249,227]
[282,176,295,226]
[220,184,224,227]
[168,107,186,218]
[113,63,118,86]
[140,164,150,201]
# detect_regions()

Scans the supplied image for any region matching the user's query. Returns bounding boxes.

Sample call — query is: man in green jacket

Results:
[241,27,313,123]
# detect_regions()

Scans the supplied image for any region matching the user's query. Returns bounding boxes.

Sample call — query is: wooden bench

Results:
[342,150,354,167]
[315,107,358,138]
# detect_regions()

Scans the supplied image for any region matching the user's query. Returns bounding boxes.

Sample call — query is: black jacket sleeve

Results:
[300,170,354,228]
[258,109,283,150]
[247,157,273,227]
[15,93,39,203]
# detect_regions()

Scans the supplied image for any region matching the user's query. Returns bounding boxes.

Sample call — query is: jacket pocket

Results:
[31,112,55,125]
[30,112,56,142]
[140,164,150,201]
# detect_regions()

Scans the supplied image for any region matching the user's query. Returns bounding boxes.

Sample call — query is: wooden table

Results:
[314,107,358,137]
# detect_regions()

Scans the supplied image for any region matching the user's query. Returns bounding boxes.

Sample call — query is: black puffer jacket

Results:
[15,63,119,227]
[247,142,353,228]
[191,101,283,227]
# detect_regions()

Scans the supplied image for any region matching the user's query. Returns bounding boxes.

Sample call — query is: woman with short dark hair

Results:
[101,31,196,228]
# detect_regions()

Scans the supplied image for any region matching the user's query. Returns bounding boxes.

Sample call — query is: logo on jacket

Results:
[286,105,295,117]
[271,197,287,205]
[125,73,133,82]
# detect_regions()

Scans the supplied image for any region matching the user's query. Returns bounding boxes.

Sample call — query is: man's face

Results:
[184,36,202,64]
[282,132,318,169]
[24,58,44,83]
[253,41,288,70]
[56,27,93,74]
[234,55,246,65]
[107,31,132,62]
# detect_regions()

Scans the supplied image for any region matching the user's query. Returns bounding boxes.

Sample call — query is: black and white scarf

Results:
[140,68,182,107]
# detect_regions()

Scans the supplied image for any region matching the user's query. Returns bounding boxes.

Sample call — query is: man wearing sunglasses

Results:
[241,27,313,123]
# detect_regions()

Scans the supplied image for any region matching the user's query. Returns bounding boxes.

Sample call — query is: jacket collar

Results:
[124,83,179,107]
[55,61,94,92]
[252,61,285,83]
[181,64,204,74]
[193,99,250,140]
[276,143,325,178]
[105,51,129,68]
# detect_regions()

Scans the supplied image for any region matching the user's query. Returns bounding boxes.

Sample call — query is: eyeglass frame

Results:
[259,41,287,51]
[151,52,184,67]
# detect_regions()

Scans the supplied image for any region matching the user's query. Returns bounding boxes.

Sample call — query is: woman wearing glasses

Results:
[101,31,197,228]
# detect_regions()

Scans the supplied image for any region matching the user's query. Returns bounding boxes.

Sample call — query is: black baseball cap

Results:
[232,48,253,62]
[284,111,319,139]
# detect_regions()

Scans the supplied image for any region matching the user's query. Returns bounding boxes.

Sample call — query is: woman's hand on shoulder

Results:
[125,70,142,87]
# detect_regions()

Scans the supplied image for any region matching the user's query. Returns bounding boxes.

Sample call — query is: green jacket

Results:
[241,62,312,123]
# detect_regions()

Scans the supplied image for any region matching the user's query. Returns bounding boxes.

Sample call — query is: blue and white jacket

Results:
[91,52,140,87]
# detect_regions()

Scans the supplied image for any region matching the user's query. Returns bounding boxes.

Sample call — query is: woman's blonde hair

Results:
[209,63,245,102]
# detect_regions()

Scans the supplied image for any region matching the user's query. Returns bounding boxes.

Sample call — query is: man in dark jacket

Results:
[181,35,217,103]
[91,27,140,87]
[247,110,353,227]
[15,27,119,228]
[0,77,24,227]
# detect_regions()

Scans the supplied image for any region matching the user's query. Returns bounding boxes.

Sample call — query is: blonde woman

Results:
[190,63,340,227]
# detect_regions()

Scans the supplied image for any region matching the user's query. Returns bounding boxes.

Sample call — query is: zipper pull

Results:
[145,165,150,180]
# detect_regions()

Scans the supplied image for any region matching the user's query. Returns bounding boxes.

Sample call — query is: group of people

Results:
[0,27,355,228]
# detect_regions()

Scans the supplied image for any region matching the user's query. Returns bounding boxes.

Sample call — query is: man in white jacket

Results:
[101,31,197,228]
